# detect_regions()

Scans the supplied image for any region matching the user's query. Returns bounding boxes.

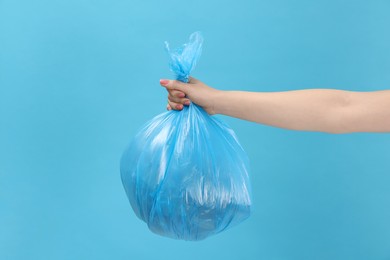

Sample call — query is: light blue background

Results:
[1,0,390,259]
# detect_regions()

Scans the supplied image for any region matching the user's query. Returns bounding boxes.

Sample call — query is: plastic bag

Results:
[120,32,251,241]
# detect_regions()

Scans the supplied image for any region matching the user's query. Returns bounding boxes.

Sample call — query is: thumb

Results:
[160,79,190,94]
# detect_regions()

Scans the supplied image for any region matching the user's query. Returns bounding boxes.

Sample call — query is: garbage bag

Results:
[120,32,252,241]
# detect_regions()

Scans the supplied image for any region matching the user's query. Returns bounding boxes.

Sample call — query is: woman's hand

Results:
[160,77,221,115]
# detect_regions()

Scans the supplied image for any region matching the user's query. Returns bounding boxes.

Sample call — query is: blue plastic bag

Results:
[120,32,251,241]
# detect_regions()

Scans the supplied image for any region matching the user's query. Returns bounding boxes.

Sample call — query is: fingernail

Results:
[184,100,190,105]
[179,93,185,98]
[160,79,169,85]
[176,104,182,109]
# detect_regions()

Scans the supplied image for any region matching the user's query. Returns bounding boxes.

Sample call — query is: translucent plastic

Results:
[120,32,251,241]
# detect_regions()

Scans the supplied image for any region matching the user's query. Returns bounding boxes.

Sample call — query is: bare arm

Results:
[160,78,390,134]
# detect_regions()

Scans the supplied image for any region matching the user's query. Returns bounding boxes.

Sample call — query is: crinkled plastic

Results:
[120,32,251,241]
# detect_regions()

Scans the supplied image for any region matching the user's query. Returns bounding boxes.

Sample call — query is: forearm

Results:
[214,89,371,133]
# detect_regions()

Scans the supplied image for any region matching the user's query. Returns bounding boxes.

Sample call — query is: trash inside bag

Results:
[120,32,251,241]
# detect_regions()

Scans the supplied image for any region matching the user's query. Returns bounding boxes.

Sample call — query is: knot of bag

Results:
[165,32,203,83]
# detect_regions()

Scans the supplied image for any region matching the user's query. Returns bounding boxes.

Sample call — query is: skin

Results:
[160,78,390,134]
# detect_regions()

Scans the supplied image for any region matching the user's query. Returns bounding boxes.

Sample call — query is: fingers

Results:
[167,93,191,110]
[161,79,191,111]
[160,79,189,93]
[170,89,185,99]
[167,87,191,106]
[167,99,183,110]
